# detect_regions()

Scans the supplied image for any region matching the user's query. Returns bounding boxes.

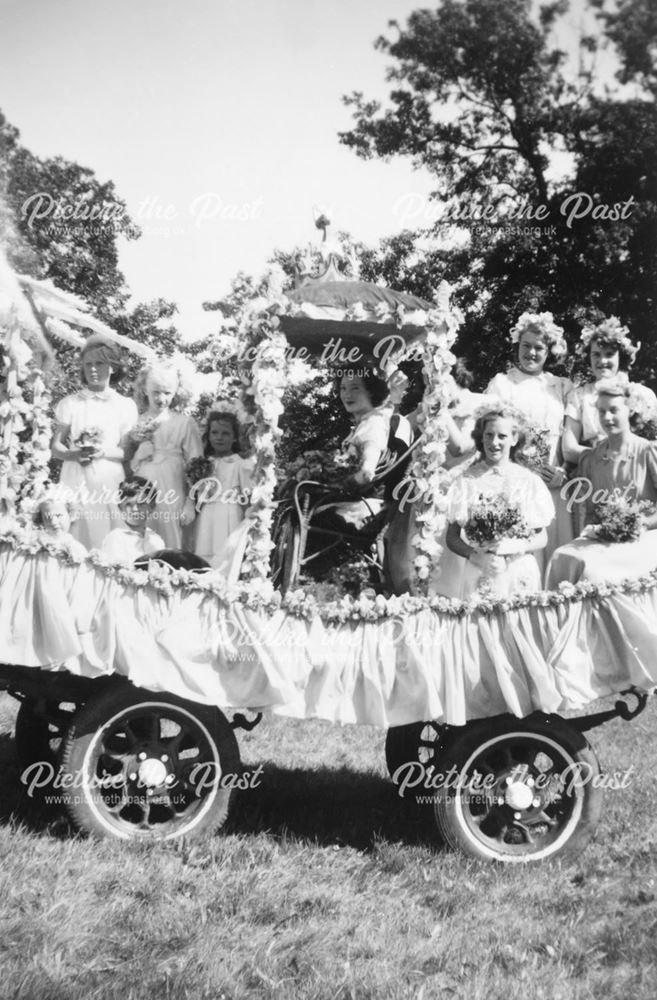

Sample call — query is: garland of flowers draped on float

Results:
[408,284,461,592]
[3,523,657,623]
[0,307,53,513]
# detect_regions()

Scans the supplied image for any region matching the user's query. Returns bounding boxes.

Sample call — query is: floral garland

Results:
[0,311,53,512]
[237,305,288,582]
[577,316,638,364]
[408,283,462,592]
[3,526,657,625]
[510,311,568,359]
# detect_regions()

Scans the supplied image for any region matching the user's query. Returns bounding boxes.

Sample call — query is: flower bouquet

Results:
[515,423,552,474]
[281,449,359,489]
[463,494,532,553]
[185,456,214,490]
[592,496,654,543]
[129,417,160,444]
[72,426,103,466]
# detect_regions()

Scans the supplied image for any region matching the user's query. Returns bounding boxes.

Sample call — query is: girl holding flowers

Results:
[128,360,203,549]
[562,317,657,464]
[442,405,554,600]
[51,336,138,549]
[486,312,574,564]
[186,410,254,569]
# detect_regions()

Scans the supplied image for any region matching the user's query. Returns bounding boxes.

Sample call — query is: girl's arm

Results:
[445,521,501,571]
[445,412,472,457]
[562,415,590,465]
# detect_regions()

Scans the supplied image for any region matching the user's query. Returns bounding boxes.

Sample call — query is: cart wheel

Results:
[434,715,603,863]
[385,721,456,799]
[59,686,241,840]
[273,511,301,592]
[14,700,77,772]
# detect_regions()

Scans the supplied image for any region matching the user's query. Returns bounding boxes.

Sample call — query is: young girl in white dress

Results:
[189,411,254,569]
[128,361,203,549]
[51,336,138,549]
[486,312,573,565]
[32,493,88,560]
[442,405,554,600]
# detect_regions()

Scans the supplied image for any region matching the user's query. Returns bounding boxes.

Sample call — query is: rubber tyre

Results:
[14,700,76,772]
[59,686,241,841]
[434,715,603,863]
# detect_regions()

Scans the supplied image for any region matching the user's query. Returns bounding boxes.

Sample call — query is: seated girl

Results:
[101,477,166,565]
[442,405,554,600]
[32,492,87,560]
[319,369,391,529]
[546,378,657,587]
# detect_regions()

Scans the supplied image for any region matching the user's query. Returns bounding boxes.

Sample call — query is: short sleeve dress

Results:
[334,408,390,528]
[442,460,555,599]
[487,366,574,563]
[55,388,138,549]
[565,381,657,448]
[193,454,255,568]
[131,412,203,549]
[576,434,657,529]
[101,525,166,566]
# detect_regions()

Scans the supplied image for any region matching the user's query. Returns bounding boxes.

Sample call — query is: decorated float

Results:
[0,235,655,863]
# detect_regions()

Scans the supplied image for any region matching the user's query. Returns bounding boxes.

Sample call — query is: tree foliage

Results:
[339,0,657,387]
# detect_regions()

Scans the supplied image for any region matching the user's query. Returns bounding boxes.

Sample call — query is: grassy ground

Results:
[0,691,656,999]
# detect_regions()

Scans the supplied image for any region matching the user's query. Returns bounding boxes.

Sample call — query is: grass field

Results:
[0,690,656,1000]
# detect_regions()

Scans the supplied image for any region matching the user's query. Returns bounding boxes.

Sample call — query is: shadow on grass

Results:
[227,761,442,853]
[0,732,442,852]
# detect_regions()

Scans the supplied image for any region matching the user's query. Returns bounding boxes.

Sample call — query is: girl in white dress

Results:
[129,361,203,549]
[32,493,87,560]
[189,411,254,569]
[562,317,657,464]
[486,312,573,565]
[51,336,138,549]
[443,406,554,600]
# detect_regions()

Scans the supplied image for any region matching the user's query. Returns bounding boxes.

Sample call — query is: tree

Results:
[0,110,186,401]
[339,0,657,387]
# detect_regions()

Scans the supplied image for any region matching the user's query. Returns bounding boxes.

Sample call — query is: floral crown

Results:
[577,316,639,365]
[509,312,568,359]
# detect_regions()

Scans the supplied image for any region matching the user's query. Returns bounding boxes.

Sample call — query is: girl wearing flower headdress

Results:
[51,335,138,549]
[128,360,203,549]
[486,311,574,565]
[186,410,254,570]
[562,317,657,464]
[440,404,554,600]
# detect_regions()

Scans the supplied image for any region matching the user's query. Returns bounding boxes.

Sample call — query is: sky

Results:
[0,0,441,339]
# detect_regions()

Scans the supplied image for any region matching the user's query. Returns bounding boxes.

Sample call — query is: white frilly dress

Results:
[487,367,574,565]
[441,461,555,600]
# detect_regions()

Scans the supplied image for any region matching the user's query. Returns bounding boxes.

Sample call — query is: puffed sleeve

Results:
[524,471,555,529]
[485,373,509,399]
[445,474,473,526]
[181,415,203,463]
[116,396,138,437]
[54,395,74,428]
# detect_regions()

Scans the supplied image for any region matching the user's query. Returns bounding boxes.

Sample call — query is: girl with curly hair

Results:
[127,360,203,548]
[562,317,657,464]
[486,311,574,564]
